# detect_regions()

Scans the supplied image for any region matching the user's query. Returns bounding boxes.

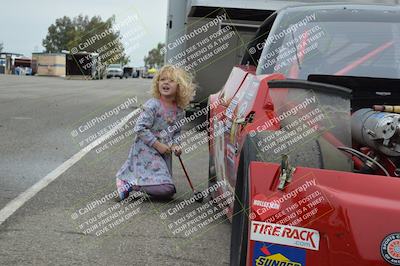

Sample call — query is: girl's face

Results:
[158,73,178,99]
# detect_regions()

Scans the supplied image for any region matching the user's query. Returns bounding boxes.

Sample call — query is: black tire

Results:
[230,150,250,266]
[208,153,217,199]
[230,135,260,266]
[207,107,217,199]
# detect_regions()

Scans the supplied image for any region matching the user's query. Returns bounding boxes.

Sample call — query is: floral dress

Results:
[116,98,184,189]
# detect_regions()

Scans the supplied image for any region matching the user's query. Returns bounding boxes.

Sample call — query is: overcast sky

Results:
[0,0,168,66]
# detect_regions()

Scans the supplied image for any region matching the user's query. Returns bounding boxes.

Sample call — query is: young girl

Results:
[115,65,195,201]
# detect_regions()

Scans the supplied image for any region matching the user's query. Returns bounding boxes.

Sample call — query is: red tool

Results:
[177,155,204,203]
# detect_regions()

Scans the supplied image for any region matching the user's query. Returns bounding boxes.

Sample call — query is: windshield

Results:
[256,9,400,79]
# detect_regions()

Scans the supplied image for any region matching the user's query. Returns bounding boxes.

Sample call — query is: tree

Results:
[42,16,75,53]
[42,15,129,65]
[144,43,165,68]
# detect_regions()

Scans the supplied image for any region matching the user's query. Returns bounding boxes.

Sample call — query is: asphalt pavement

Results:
[0,75,230,265]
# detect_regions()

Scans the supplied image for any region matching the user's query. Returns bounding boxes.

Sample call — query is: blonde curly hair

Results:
[151,65,196,109]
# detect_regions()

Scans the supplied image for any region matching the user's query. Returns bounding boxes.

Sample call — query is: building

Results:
[32,53,66,77]
[0,52,23,74]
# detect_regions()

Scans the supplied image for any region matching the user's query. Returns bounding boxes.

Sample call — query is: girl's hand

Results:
[171,144,182,156]
[153,141,171,154]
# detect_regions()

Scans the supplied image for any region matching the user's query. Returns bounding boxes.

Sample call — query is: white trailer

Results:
[164,0,313,108]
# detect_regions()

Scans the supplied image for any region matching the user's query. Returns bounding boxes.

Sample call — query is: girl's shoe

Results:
[118,190,129,201]
[116,179,132,201]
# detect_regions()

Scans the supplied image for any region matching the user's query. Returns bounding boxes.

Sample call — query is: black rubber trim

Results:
[267,79,352,98]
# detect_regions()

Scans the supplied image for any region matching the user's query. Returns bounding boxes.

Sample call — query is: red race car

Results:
[207,4,400,266]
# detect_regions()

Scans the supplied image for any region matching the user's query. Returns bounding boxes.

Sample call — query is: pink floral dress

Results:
[116,98,184,191]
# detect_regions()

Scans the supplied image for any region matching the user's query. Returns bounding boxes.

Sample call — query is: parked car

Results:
[106,64,123,79]
[207,4,400,266]
[142,67,157,79]
[123,67,133,78]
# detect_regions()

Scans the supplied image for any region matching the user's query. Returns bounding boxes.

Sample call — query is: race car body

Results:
[207,4,400,266]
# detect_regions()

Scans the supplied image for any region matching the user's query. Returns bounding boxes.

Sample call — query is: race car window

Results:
[241,12,277,67]
[257,10,400,80]
[267,79,352,149]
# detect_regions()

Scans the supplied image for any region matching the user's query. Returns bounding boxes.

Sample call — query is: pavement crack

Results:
[53,229,89,236]
[0,228,24,233]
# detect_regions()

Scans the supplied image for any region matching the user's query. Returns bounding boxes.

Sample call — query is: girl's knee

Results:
[157,190,175,199]
[143,184,176,199]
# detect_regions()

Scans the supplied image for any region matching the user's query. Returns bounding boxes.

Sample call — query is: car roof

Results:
[263,3,400,26]
[278,2,400,13]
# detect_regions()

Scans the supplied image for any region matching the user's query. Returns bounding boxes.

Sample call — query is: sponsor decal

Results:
[229,120,237,143]
[213,120,227,180]
[237,101,248,118]
[225,98,238,119]
[249,174,334,227]
[225,119,233,131]
[253,241,306,266]
[251,194,281,220]
[226,144,236,164]
[253,198,280,209]
[381,232,400,265]
[251,221,320,251]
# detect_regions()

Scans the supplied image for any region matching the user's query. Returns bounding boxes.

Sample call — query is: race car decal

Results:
[251,194,281,221]
[252,241,306,266]
[226,143,236,164]
[225,118,233,131]
[225,97,238,119]
[250,221,320,251]
[229,120,237,143]
[237,101,248,118]
[249,173,334,228]
[380,232,400,265]
[213,119,226,180]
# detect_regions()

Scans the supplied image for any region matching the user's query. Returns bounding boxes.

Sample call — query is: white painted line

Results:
[0,108,141,225]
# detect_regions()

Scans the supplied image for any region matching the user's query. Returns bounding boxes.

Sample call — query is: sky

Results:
[0,0,168,66]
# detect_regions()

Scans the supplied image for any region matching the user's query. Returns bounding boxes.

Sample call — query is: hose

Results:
[337,146,390,176]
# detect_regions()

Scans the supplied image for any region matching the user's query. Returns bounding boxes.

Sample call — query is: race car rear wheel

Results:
[230,151,249,266]
[208,154,217,197]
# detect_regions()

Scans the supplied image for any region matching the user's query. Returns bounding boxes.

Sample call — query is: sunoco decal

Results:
[381,233,400,265]
[252,241,306,266]
[251,221,320,251]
